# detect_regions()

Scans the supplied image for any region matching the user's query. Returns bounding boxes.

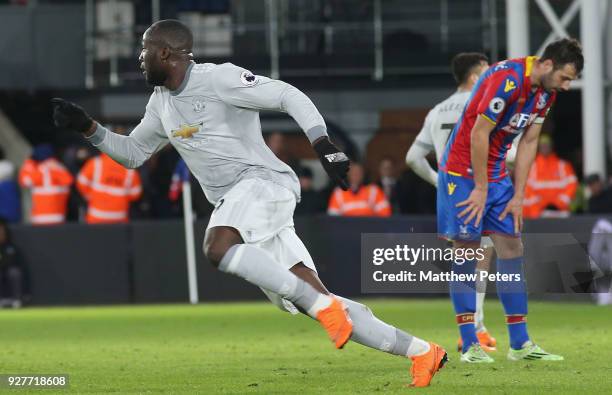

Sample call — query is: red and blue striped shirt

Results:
[440,56,556,181]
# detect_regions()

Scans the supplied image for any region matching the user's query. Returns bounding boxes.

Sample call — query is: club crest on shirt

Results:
[192,96,206,113]
[171,122,203,139]
[489,97,505,114]
[536,93,548,110]
[240,70,259,86]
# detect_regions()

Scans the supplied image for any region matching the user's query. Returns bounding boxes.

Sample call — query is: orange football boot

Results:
[457,330,497,352]
[409,342,448,387]
[316,297,353,349]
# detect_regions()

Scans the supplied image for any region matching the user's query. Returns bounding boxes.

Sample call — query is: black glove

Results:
[51,98,94,134]
[313,137,350,190]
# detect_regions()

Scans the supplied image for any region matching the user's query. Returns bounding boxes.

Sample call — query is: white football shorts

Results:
[207,178,316,314]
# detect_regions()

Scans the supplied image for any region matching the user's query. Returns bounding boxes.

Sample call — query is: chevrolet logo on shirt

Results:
[172,122,203,139]
[504,79,516,93]
[447,182,457,195]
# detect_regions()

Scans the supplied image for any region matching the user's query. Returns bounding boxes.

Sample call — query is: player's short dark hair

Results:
[149,19,193,52]
[451,52,489,84]
[540,38,583,74]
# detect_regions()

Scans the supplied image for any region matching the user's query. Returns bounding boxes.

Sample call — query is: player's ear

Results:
[470,73,479,85]
[160,47,171,62]
[541,59,554,73]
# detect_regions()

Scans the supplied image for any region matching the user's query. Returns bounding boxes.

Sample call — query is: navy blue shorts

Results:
[437,171,518,241]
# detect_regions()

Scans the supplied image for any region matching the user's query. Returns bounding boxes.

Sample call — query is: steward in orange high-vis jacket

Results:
[18,144,73,225]
[327,162,391,217]
[77,153,142,224]
[523,135,577,218]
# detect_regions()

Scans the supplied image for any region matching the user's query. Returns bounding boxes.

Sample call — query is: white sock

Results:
[219,244,331,317]
[336,296,429,357]
[306,293,333,317]
[407,337,431,357]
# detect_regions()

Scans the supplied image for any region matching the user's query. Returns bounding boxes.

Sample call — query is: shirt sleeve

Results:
[413,109,436,150]
[86,91,169,169]
[477,70,521,125]
[212,63,327,143]
[405,109,440,186]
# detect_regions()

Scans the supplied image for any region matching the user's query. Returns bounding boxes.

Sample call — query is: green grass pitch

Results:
[1,299,611,394]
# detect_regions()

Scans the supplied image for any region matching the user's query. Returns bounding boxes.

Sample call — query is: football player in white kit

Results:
[51,20,447,387]
[405,53,499,352]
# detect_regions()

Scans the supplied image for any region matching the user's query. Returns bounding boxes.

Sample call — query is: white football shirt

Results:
[88,62,327,204]
[413,91,471,163]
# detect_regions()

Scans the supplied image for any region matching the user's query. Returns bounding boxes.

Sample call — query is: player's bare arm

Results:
[405,144,437,187]
[457,115,496,227]
[498,122,542,233]
[406,111,438,187]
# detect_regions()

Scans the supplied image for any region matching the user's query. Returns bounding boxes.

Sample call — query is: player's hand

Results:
[51,98,94,134]
[456,187,487,227]
[313,137,350,190]
[498,195,524,233]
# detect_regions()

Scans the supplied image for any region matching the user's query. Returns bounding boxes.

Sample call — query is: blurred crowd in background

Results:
[1,126,612,227]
